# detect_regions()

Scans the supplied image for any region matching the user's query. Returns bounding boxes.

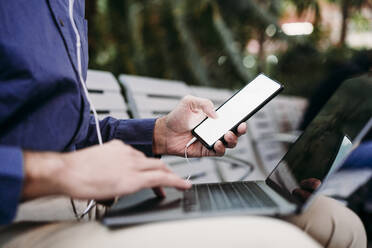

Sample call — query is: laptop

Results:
[103,75,372,227]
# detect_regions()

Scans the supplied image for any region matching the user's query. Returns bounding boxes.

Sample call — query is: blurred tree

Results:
[85,0,371,97]
[336,0,369,47]
[289,0,371,46]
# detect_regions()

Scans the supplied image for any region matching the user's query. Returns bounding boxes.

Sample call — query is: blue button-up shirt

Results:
[0,0,155,224]
[343,141,372,170]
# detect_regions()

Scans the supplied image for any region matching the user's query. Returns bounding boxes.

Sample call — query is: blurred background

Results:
[83,0,372,241]
[85,0,372,98]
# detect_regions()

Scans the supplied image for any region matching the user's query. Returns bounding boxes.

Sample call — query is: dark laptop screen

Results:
[267,75,372,205]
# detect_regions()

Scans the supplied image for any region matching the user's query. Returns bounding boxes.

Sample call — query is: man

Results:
[0,1,366,247]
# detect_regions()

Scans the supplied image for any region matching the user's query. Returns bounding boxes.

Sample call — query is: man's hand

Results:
[292,178,322,202]
[22,140,191,200]
[153,95,247,157]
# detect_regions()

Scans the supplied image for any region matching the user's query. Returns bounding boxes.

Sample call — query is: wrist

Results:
[152,116,168,155]
[22,151,65,199]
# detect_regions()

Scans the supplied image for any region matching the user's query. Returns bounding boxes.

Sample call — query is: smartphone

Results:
[192,74,284,149]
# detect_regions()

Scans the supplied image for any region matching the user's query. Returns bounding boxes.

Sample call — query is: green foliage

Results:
[350,12,371,31]
[86,0,371,98]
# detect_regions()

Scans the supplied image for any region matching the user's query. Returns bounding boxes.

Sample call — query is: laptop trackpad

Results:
[106,188,182,217]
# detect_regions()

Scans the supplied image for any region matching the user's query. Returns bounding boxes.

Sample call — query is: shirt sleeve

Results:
[0,146,24,225]
[76,116,157,157]
[342,141,372,170]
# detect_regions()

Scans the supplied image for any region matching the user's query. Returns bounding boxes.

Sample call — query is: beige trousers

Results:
[0,195,366,248]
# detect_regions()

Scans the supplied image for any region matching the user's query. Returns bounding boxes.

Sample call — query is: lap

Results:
[14,196,92,222]
[284,195,367,248]
[2,195,366,248]
[0,217,320,248]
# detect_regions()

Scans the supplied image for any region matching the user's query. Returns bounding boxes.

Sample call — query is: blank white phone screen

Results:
[193,74,281,147]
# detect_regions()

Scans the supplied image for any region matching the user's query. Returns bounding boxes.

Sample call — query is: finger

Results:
[224,131,238,148]
[237,122,247,137]
[198,100,217,119]
[189,97,217,119]
[152,187,166,198]
[141,171,191,190]
[292,188,311,201]
[300,178,322,192]
[138,158,171,172]
[211,140,225,156]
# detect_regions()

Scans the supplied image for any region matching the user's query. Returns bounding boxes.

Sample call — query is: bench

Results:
[120,74,190,119]
[86,70,129,120]
[268,96,308,134]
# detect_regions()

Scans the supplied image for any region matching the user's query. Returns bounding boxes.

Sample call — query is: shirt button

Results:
[59,19,65,27]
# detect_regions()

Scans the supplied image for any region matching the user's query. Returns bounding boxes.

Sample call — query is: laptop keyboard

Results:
[182,181,277,213]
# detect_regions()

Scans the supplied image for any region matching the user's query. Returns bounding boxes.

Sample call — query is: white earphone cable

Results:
[184,137,197,181]
[69,0,102,218]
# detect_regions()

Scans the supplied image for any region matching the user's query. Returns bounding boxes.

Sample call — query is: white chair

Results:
[86,70,129,120]
[245,104,287,177]
[269,96,308,133]
[119,74,191,118]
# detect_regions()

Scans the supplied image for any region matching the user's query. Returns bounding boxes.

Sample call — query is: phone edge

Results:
[191,75,284,150]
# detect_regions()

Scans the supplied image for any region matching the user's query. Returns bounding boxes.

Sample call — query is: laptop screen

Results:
[267,75,372,205]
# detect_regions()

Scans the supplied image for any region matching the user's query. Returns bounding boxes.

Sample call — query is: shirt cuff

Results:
[114,119,157,157]
[0,146,24,225]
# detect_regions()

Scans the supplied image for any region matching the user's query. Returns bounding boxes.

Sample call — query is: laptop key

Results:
[220,183,245,209]
[183,186,198,212]
[245,182,277,207]
[208,184,230,210]
[234,183,262,207]
[197,185,213,212]
[182,182,277,213]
